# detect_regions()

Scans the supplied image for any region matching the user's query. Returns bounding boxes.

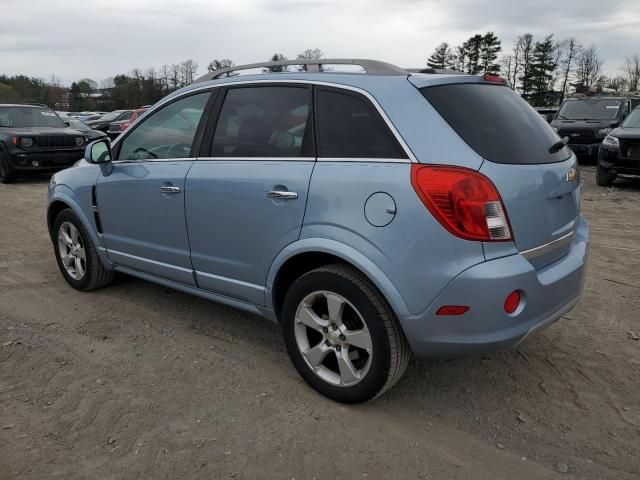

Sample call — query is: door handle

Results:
[266,190,298,200]
[160,186,181,194]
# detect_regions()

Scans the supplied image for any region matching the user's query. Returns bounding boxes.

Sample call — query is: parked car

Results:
[47,59,589,403]
[85,110,133,133]
[551,93,640,162]
[63,118,108,142]
[0,104,87,183]
[107,108,147,139]
[597,105,640,186]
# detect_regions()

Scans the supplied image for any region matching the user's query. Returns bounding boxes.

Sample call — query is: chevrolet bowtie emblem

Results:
[566,167,577,182]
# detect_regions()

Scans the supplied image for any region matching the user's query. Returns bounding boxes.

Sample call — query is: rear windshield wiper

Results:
[549,136,569,154]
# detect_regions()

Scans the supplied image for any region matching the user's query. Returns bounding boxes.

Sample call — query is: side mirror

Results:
[609,120,619,128]
[85,139,112,164]
[545,113,554,124]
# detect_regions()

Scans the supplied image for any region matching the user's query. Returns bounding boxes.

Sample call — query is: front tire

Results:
[53,209,114,291]
[0,151,17,184]
[281,264,410,403]
[596,158,614,187]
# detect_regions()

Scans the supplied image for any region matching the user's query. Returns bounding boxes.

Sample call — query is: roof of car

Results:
[0,104,51,108]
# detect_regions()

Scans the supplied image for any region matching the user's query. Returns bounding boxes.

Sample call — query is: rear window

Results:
[421,84,570,165]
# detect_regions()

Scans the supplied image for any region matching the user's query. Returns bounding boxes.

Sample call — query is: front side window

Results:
[118,92,210,161]
[316,88,406,159]
[211,86,313,157]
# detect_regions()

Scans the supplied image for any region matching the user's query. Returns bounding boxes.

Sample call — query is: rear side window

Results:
[316,88,406,159]
[421,84,570,164]
[211,86,313,157]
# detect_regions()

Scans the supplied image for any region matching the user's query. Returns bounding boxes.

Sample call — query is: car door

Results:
[96,91,213,285]
[185,84,315,305]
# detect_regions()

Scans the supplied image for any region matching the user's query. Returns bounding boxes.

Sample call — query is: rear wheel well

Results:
[272,252,389,321]
[47,201,70,239]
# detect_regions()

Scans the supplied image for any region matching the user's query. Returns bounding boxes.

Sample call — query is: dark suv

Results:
[551,94,640,162]
[597,105,640,186]
[0,104,87,183]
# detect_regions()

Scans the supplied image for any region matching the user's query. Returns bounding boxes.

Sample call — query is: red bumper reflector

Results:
[436,305,470,316]
[504,290,521,314]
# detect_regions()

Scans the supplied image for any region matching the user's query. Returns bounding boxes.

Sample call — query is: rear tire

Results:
[0,151,17,184]
[596,159,614,187]
[281,264,411,403]
[53,209,114,291]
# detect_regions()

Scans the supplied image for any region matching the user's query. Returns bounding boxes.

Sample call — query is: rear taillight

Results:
[411,165,512,242]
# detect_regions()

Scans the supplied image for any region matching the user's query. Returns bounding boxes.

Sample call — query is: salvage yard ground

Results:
[0,166,639,479]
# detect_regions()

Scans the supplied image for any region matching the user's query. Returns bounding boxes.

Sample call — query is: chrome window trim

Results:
[318,157,411,164]
[520,230,575,260]
[140,79,418,163]
[195,156,409,163]
[197,157,314,162]
[112,157,195,164]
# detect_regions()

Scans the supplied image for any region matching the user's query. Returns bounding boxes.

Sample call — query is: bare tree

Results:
[575,45,603,89]
[170,64,181,90]
[159,65,171,93]
[207,59,235,72]
[296,48,323,71]
[180,59,199,85]
[517,33,535,95]
[558,37,581,103]
[622,54,640,91]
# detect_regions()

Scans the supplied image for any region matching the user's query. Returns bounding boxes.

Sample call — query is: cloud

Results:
[1,0,638,84]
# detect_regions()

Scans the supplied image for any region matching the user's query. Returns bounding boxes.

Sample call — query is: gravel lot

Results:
[1,166,639,479]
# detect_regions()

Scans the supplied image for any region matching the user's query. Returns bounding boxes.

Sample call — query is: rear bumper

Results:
[400,215,589,359]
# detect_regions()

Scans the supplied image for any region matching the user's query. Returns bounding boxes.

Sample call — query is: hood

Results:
[11,127,85,136]
[610,127,640,139]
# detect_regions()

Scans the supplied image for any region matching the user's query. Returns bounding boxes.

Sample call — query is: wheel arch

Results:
[267,238,410,323]
[47,188,112,268]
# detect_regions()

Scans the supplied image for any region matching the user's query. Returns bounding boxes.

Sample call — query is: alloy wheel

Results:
[294,290,373,387]
[57,222,87,280]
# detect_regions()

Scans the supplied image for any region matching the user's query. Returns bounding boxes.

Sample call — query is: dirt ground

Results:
[0,166,639,480]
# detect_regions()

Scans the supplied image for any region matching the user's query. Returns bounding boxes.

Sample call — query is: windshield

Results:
[97,111,126,122]
[557,98,622,120]
[67,119,90,131]
[622,108,640,128]
[0,106,67,128]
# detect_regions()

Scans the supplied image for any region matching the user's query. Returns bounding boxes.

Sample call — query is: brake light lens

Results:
[411,165,512,241]
[483,73,507,85]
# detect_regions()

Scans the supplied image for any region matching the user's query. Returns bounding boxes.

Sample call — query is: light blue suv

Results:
[47,59,589,403]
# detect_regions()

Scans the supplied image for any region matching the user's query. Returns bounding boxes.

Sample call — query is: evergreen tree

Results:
[427,42,453,69]
[480,32,502,74]
[517,33,535,97]
[266,53,288,72]
[526,35,560,106]
[463,34,484,74]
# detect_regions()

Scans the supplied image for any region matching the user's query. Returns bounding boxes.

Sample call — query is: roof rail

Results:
[194,58,408,83]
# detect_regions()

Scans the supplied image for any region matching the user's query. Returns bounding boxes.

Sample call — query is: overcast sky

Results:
[2,0,638,85]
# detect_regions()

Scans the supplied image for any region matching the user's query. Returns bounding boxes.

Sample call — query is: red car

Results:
[107,108,147,139]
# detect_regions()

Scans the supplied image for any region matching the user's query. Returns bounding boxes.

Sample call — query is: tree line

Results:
[2,42,639,111]
[427,33,640,106]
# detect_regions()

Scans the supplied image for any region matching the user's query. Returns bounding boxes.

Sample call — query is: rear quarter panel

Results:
[301,162,486,316]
